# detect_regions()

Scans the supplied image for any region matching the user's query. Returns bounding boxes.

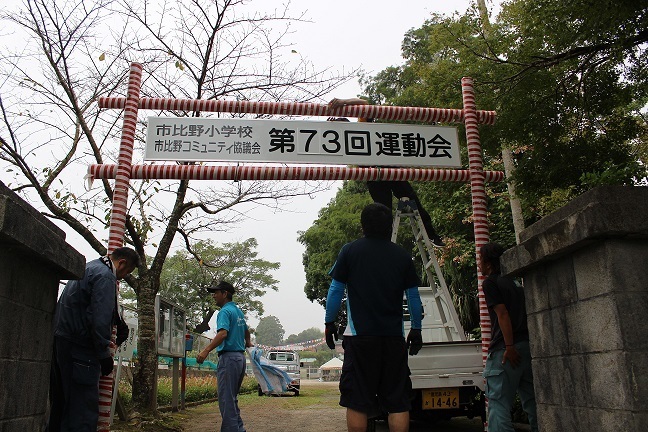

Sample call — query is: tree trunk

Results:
[477,0,525,243]
[502,147,525,243]
[132,274,159,413]
[194,310,215,334]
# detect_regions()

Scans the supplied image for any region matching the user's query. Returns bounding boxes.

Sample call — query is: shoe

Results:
[424,223,446,248]
[431,235,445,248]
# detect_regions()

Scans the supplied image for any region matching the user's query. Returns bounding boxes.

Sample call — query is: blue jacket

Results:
[53,258,117,359]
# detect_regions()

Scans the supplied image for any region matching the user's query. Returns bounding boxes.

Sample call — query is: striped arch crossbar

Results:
[97,97,496,125]
[88,164,505,183]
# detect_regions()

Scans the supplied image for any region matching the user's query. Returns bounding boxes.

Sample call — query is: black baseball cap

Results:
[207,281,235,294]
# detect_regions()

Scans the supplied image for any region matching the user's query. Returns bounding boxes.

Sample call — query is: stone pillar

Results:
[0,182,85,432]
[501,186,648,431]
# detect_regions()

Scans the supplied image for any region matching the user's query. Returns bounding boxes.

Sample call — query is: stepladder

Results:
[391,198,466,341]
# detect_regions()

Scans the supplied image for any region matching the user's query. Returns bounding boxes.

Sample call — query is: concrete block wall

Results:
[502,186,648,432]
[0,182,84,432]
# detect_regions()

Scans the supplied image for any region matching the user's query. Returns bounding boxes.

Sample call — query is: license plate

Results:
[421,388,459,410]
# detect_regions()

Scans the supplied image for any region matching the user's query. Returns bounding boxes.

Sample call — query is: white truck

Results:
[403,286,485,423]
[366,287,484,429]
[257,349,301,396]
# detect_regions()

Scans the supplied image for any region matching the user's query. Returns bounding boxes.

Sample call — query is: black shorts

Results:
[339,335,412,414]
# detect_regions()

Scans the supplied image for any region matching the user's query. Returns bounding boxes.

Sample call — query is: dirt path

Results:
[176,380,490,432]
[112,380,528,432]
[179,380,345,431]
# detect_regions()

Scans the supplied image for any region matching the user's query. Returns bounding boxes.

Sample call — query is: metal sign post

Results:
[109,305,138,425]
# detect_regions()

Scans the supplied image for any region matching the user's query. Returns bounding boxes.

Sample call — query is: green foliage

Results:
[255,316,285,347]
[298,350,336,368]
[298,181,371,309]
[129,239,279,333]
[534,186,577,217]
[284,327,324,344]
[503,0,648,205]
[364,0,647,223]
[580,161,646,188]
[118,375,257,407]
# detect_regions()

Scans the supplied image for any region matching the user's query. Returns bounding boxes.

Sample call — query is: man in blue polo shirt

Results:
[325,202,423,432]
[197,281,252,432]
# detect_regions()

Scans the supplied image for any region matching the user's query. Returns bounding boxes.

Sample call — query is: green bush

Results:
[511,394,530,424]
[118,380,132,406]
[240,376,258,394]
[118,374,258,408]
[156,377,177,406]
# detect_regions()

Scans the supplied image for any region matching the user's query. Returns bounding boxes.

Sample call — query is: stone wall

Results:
[502,186,648,431]
[0,182,85,432]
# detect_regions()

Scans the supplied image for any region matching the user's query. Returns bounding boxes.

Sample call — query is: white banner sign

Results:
[145,117,461,167]
[115,306,138,361]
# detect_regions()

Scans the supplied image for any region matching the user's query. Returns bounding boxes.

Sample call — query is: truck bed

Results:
[408,340,484,391]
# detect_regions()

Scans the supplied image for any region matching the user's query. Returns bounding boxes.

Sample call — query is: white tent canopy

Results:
[319,357,343,370]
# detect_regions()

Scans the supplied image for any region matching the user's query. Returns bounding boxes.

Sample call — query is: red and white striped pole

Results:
[106,62,142,253]
[99,63,142,431]
[462,77,490,431]
[98,96,497,125]
[87,164,505,183]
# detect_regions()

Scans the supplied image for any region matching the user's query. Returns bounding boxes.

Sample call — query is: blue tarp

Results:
[184,357,218,370]
[159,355,218,370]
[248,347,292,395]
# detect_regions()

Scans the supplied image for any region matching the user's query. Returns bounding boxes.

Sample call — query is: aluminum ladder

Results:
[391,198,466,341]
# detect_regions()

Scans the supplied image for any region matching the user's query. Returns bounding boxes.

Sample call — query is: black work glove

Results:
[406,329,423,356]
[100,357,114,376]
[325,322,338,349]
[116,317,129,347]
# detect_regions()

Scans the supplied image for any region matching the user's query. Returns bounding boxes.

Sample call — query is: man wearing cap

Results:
[197,281,252,432]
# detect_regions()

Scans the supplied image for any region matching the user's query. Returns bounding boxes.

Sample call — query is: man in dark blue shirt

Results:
[48,247,139,432]
[480,242,538,432]
[325,203,423,432]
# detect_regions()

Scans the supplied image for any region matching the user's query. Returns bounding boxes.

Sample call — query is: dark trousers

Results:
[217,351,247,432]
[47,337,101,432]
[367,181,438,238]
